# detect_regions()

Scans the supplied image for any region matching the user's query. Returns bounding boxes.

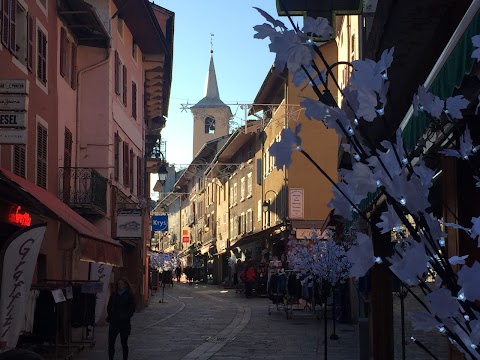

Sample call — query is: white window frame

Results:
[246,209,253,232]
[36,0,47,17]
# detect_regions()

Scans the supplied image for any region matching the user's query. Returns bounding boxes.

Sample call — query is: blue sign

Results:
[152,215,168,231]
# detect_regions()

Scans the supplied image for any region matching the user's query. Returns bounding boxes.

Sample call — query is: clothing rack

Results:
[21,279,100,360]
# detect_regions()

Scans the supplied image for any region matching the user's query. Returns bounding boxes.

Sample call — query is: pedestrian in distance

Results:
[107,278,136,360]
[0,349,45,359]
[175,266,182,282]
[240,262,256,298]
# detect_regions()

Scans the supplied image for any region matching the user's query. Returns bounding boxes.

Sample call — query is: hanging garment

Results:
[33,290,56,340]
[23,290,40,333]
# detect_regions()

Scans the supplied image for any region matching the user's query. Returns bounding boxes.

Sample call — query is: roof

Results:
[191,53,228,108]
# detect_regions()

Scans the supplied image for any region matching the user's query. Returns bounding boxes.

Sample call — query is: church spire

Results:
[191,40,227,109]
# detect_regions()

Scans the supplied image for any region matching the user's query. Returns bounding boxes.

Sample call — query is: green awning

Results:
[402,6,480,151]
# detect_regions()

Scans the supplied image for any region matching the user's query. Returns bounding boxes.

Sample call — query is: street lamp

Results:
[158,163,168,185]
[263,190,278,227]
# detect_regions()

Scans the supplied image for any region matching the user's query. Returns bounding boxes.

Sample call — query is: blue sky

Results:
[153,0,280,167]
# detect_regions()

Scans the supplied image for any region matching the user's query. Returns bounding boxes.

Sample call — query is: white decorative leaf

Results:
[445,95,469,120]
[472,35,480,61]
[346,233,375,279]
[449,255,469,265]
[253,23,277,40]
[302,17,333,39]
[328,184,354,221]
[425,288,460,318]
[376,203,403,234]
[269,125,302,170]
[269,30,314,73]
[439,127,476,160]
[458,261,480,301]
[417,86,444,118]
[408,311,441,331]
[253,7,286,30]
[388,239,428,285]
[470,217,480,244]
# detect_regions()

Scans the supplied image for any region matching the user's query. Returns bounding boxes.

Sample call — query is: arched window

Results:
[204,117,215,134]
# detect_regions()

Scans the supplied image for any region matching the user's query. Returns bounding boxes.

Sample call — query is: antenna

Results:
[210,33,214,54]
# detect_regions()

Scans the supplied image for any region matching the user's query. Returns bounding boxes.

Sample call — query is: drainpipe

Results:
[75,48,111,168]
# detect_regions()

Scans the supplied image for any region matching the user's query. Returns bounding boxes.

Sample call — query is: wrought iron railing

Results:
[58,167,107,214]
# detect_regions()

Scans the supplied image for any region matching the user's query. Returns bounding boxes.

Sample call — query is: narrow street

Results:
[77,282,358,360]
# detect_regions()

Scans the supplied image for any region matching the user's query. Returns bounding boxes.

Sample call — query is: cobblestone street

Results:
[72,282,450,360]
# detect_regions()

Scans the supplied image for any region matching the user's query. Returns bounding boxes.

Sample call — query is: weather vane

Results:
[210,33,214,54]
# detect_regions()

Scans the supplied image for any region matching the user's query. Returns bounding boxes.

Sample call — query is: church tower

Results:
[191,50,232,157]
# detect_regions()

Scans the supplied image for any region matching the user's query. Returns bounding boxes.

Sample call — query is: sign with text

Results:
[289,188,304,219]
[152,215,168,231]
[0,129,26,144]
[0,112,26,128]
[117,209,142,239]
[0,80,28,94]
[51,289,66,303]
[0,95,28,111]
[0,225,46,350]
[182,229,190,243]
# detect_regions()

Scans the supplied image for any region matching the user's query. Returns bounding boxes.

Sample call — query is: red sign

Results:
[182,236,190,243]
[7,205,32,227]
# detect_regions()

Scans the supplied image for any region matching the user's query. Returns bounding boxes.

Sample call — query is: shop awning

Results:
[230,224,285,249]
[401,2,480,150]
[0,168,123,267]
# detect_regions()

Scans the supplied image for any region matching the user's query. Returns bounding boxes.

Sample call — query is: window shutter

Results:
[71,44,77,89]
[1,0,10,47]
[114,51,120,95]
[131,81,137,119]
[114,132,120,181]
[27,14,33,71]
[60,27,66,76]
[13,145,26,178]
[123,142,129,187]
[36,124,47,189]
[64,128,72,168]
[9,0,14,53]
[129,150,134,192]
[37,30,47,85]
[122,65,127,106]
[137,156,142,196]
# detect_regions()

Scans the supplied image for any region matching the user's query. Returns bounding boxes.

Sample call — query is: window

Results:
[114,132,120,181]
[37,28,47,85]
[70,44,76,89]
[257,200,262,222]
[240,177,245,201]
[229,185,233,206]
[247,172,252,197]
[114,51,120,95]
[122,65,128,106]
[129,149,134,192]
[27,14,33,71]
[137,157,143,196]
[131,81,137,119]
[117,17,123,38]
[1,0,15,52]
[229,218,233,239]
[36,123,47,188]
[246,209,253,232]
[13,145,25,178]
[204,116,215,134]
[240,212,245,234]
[233,182,237,204]
[132,40,138,60]
[123,142,129,187]
[64,128,72,168]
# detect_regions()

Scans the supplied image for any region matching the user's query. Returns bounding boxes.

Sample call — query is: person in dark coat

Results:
[0,349,44,359]
[175,266,182,282]
[240,263,256,298]
[107,278,136,360]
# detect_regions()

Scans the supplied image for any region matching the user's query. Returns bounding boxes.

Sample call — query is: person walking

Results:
[107,278,136,360]
[175,266,182,282]
[240,263,256,298]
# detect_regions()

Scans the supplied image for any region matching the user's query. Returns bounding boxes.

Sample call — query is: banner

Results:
[151,215,168,231]
[89,263,112,324]
[0,224,46,350]
[116,209,142,239]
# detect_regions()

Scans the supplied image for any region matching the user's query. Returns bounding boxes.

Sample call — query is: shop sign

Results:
[0,112,26,128]
[363,0,378,13]
[289,188,304,219]
[51,289,66,303]
[0,95,28,111]
[295,228,323,240]
[182,229,190,243]
[0,225,46,350]
[0,129,26,144]
[89,263,112,323]
[116,209,142,239]
[0,80,28,94]
[152,215,168,231]
[7,205,32,227]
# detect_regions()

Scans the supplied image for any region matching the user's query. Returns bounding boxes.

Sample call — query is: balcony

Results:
[187,214,195,227]
[58,167,107,216]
